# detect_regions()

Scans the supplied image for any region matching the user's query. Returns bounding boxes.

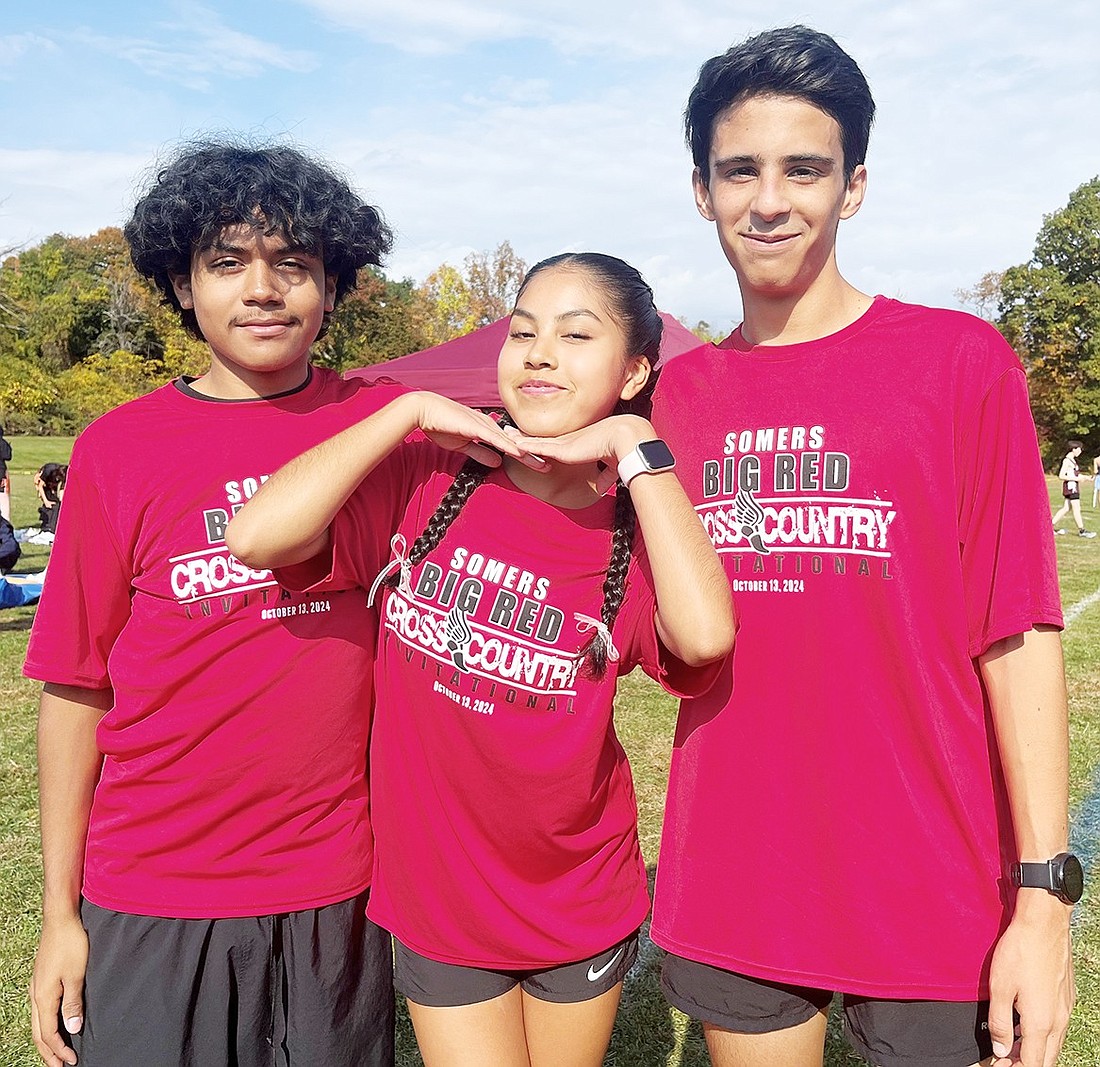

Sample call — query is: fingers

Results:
[987,991,1016,1062]
[29,981,79,1067]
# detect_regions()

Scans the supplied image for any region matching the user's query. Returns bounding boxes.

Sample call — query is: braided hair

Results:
[387,253,663,680]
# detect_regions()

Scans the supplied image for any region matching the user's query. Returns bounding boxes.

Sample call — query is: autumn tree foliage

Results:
[996,177,1100,465]
[0,229,527,432]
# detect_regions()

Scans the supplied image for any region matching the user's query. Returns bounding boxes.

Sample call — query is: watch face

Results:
[1059,854,1084,903]
[638,439,675,471]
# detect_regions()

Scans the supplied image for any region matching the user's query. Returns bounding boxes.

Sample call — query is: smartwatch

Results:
[617,439,675,486]
[1011,852,1084,905]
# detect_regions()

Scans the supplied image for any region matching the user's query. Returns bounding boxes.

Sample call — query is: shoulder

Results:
[72,382,180,454]
[310,366,408,416]
[878,299,1019,366]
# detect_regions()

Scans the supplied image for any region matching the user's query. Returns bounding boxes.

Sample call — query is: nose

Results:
[524,341,557,370]
[244,260,283,305]
[750,171,791,223]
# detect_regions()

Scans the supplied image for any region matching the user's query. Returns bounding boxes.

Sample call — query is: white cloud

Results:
[68,4,316,91]
[0,33,57,73]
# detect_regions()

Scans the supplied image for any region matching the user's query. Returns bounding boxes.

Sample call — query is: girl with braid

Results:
[227,252,734,1067]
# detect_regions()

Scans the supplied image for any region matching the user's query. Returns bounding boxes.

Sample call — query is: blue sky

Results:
[1,0,1098,333]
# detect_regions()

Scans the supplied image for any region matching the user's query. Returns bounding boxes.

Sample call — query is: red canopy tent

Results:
[347,312,705,408]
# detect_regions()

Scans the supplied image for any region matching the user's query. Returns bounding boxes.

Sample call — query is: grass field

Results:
[0,445,1096,1065]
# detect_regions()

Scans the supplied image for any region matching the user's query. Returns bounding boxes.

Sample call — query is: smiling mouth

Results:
[518,380,564,394]
[744,233,796,244]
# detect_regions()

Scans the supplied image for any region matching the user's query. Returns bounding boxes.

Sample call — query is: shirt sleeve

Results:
[273,440,445,598]
[24,439,133,689]
[957,367,1064,658]
[613,542,725,699]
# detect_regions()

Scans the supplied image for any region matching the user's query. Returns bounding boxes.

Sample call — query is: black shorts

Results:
[395,931,639,1007]
[68,890,395,1067]
[661,952,994,1067]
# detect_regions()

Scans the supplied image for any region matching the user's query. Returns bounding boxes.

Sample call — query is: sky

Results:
[1,0,1098,335]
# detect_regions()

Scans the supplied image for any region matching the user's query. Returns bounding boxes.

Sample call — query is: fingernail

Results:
[991,1041,1008,1057]
[64,1015,82,1033]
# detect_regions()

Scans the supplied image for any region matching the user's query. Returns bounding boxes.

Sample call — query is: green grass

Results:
[0,472,1097,1065]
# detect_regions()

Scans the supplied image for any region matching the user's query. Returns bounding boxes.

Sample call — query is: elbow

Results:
[671,620,736,668]
[224,518,265,568]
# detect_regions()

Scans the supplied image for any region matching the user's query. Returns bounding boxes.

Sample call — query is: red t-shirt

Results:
[25,369,404,918]
[291,442,719,967]
[649,297,1063,999]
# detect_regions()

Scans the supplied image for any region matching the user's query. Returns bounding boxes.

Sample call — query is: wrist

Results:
[609,416,655,462]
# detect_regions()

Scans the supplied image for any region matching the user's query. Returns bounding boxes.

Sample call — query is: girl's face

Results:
[496,267,650,438]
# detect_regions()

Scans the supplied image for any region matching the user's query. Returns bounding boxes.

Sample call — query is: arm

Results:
[226,391,540,570]
[30,683,112,1067]
[514,416,735,666]
[980,626,1074,1067]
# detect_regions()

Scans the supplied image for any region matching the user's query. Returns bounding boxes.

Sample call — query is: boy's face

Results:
[693,94,866,303]
[170,224,336,399]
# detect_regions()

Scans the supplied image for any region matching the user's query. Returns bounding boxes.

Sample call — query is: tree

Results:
[413,241,528,345]
[955,270,1004,323]
[313,269,428,371]
[997,177,1100,465]
[463,240,527,327]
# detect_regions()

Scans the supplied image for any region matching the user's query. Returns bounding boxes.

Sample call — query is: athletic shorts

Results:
[661,952,994,1067]
[1063,484,1080,500]
[66,890,395,1067]
[394,930,639,1007]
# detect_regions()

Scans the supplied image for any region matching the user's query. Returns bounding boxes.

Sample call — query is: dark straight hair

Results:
[686,25,875,184]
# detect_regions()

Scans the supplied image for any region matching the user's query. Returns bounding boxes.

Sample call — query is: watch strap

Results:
[1013,860,1057,892]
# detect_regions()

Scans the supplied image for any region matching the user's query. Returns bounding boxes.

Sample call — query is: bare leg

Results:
[407,988,531,1067]
[1051,502,1070,527]
[523,983,623,1067]
[1070,499,1086,529]
[703,1010,828,1067]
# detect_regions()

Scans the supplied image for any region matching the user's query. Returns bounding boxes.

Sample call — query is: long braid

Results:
[577,488,637,680]
[382,415,515,589]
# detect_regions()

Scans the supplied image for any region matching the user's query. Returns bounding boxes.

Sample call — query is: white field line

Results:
[1064,586,1100,627]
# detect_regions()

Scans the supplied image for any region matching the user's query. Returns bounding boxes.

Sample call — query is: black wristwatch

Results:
[1011,852,1084,905]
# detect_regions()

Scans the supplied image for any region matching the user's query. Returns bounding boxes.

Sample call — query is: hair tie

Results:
[367,534,413,606]
[574,612,620,663]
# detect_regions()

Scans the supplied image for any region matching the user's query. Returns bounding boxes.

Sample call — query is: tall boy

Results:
[26,141,403,1067]
[650,26,1077,1067]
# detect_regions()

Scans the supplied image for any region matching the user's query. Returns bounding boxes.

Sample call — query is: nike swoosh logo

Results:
[586,946,624,983]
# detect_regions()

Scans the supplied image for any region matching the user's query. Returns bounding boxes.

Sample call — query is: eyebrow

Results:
[206,237,319,257]
[712,153,837,169]
[511,307,603,324]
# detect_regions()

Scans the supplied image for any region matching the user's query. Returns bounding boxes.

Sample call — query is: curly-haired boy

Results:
[26,139,403,1067]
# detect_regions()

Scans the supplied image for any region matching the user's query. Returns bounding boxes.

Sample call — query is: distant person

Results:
[1092,455,1099,508]
[0,423,11,521]
[0,568,45,607]
[26,139,403,1067]
[1051,441,1095,537]
[0,515,20,573]
[34,463,66,535]
[226,252,735,1067]
[649,25,1077,1067]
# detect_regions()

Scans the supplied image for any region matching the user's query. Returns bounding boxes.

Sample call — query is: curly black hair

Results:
[124,138,393,339]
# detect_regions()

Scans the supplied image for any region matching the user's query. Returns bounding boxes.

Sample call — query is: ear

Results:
[619,356,652,402]
[324,274,337,313]
[693,167,717,222]
[170,271,194,310]
[840,164,867,220]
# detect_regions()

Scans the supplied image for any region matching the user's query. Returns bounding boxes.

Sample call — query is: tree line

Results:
[0,233,530,434]
[956,176,1099,467]
[3,177,1097,470]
